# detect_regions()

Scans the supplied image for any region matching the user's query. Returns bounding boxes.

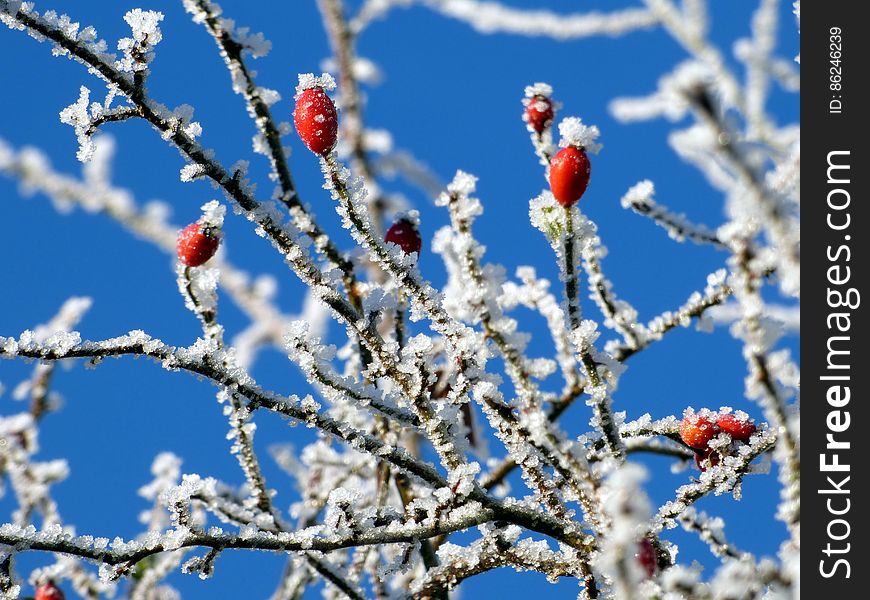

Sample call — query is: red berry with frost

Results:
[294,87,338,155]
[679,410,718,449]
[549,146,591,207]
[694,447,720,472]
[385,219,422,255]
[635,538,657,577]
[177,222,220,267]
[36,582,65,600]
[524,95,554,134]
[717,412,756,442]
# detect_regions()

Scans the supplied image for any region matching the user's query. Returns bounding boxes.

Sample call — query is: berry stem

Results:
[562,208,582,333]
[525,119,628,462]
[394,288,407,351]
[562,207,623,458]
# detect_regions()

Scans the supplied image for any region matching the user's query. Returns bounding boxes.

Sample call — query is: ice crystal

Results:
[295,72,337,98]
[117,9,163,73]
[556,116,602,154]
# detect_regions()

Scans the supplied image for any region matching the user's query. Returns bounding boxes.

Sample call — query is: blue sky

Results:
[0,1,799,598]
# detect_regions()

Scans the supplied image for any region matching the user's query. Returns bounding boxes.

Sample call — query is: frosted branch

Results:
[1,1,362,306]
[0,137,302,356]
[620,180,725,248]
[0,331,591,552]
[653,429,775,532]
[356,1,658,40]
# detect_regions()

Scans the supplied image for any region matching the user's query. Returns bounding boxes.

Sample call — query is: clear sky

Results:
[0,1,799,597]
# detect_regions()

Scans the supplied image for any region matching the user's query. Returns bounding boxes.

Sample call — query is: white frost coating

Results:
[180,162,206,182]
[178,264,220,317]
[321,55,383,85]
[181,4,261,55]
[0,2,116,66]
[620,179,720,246]
[257,87,280,106]
[294,72,337,98]
[523,82,552,99]
[361,128,393,154]
[528,191,567,243]
[234,25,271,58]
[117,9,164,73]
[447,461,480,498]
[59,86,97,162]
[171,104,204,140]
[556,117,602,154]
[199,199,226,228]
[621,179,654,208]
[123,9,163,45]
[0,1,800,596]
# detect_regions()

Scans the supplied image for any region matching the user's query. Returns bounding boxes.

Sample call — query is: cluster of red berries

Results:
[289,80,596,263]
[177,222,221,267]
[523,90,592,208]
[290,80,596,258]
[679,408,757,471]
[293,82,423,256]
[35,581,65,600]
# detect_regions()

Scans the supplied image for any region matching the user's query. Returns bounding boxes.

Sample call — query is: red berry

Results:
[524,95,554,134]
[679,410,718,450]
[549,146,591,207]
[694,447,721,472]
[635,538,657,577]
[177,222,220,267]
[36,582,65,600]
[294,87,338,155]
[716,412,756,442]
[385,219,422,255]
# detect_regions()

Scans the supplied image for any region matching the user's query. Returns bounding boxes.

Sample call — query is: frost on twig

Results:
[607,269,733,361]
[116,9,163,75]
[59,86,139,161]
[12,297,91,420]
[620,180,724,248]
[530,189,622,458]
[0,135,309,368]
[501,266,579,395]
